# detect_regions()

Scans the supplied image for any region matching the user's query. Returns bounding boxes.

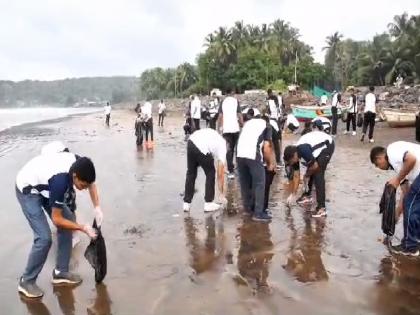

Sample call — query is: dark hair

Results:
[370,146,386,164]
[107,102,109,105]
[225,88,232,95]
[267,89,273,95]
[283,145,298,162]
[369,86,375,92]
[248,108,255,117]
[70,157,96,183]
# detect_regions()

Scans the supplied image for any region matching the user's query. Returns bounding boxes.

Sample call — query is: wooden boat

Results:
[292,105,342,121]
[382,109,416,128]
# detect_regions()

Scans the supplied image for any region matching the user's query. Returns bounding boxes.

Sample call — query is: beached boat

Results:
[382,109,417,127]
[292,105,342,121]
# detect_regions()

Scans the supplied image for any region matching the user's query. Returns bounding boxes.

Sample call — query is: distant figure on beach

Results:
[344,88,358,136]
[135,112,144,146]
[104,102,111,127]
[218,88,244,180]
[320,92,328,105]
[360,86,377,143]
[266,89,280,121]
[331,91,341,135]
[370,142,420,256]
[237,111,276,222]
[190,95,202,131]
[16,150,103,298]
[283,130,335,218]
[142,101,154,149]
[158,100,166,127]
[183,128,227,213]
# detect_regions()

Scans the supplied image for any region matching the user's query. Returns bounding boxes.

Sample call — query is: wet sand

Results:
[1,111,420,315]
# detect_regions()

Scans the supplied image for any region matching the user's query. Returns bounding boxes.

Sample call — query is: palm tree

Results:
[388,12,411,38]
[212,27,234,63]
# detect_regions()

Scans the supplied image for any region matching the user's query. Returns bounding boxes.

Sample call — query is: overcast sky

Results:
[0,0,418,81]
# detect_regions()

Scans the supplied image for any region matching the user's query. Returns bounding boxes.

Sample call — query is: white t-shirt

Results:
[278,95,283,106]
[191,98,202,119]
[158,102,166,114]
[296,131,333,165]
[387,141,420,184]
[104,105,111,115]
[237,118,272,162]
[142,102,153,121]
[219,96,241,134]
[332,93,340,107]
[286,114,300,128]
[320,95,328,105]
[189,128,226,163]
[270,119,279,132]
[348,95,358,113]
[268,99,279,119]
[364,92,376,113]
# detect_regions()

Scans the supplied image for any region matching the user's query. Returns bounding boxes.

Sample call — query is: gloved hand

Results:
[83,224,98,239]
[217,194,228,207]
[93,206,104,227]
[286,194,296,206]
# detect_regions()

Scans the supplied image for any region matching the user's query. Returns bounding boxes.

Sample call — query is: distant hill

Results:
[0,76,139,107]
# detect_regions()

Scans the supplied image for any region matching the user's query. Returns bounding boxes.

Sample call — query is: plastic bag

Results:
[357,113,363,128]
[341,110,348,123]
[379,184,396,236]
[84,220,107,283]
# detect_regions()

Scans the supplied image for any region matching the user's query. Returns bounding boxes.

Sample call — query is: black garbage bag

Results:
[379,184,396,237]
[416,114,420,142]
[84,220,107,283]
[357,113,364,128]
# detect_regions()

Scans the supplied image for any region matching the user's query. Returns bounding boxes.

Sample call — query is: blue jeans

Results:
[237,158,265,216]
[16,187,75,283]
[402,175,420,250]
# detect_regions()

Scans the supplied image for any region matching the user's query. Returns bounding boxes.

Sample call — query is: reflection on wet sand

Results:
[87,284,112,315]
[184,215,227,274]
[237,220,274,294]
[284,208,328,283]
[53,286,76,315]
[20,296,51,315]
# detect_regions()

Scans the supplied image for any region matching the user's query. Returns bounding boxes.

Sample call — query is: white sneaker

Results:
[183,202,191,212]
[352,131,356,136]
[204,202,221,212]
[369,139,375,143]
[343,131,348,135]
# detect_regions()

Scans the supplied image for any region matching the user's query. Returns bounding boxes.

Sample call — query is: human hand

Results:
[93,206,104,227]
[83,224,98,239]
[286,194,296,206]
[387,177,400,189]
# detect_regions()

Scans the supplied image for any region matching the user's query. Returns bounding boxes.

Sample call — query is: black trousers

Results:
[346,113,356,132]
[145,119,154,141]
[223,132,239,173]
[158,113,165,126]
[184,141,215,203]
[105,114,110,126]
[304,142,335,209]
[264,169,276,210]
[209,114,218,130]
[272,128,281,164]
[362,112,376,140]
[331,107,338,135]
[193,119,200,131]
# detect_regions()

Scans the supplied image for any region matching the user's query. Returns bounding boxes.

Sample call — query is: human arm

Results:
[263,141,276,171]
[388,152,417,188]
[286,167,300,205]
[396,181,409,221]
[217,161,225,196]
[51,208,97,238]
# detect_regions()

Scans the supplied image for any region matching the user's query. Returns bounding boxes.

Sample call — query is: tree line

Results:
[140,13,420,99]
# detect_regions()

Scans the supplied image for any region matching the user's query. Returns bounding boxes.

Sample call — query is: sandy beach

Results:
[1,110,420,315]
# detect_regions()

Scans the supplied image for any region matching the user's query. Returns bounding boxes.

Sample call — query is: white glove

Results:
[286,194,296,206]
[93,206,104,227]
[218,195,228,206]
[83,224,98,239]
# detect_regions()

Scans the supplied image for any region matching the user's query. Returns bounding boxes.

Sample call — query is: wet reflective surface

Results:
[1,111,420,314]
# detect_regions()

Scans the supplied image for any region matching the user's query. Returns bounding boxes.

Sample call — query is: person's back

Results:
[191,98,201,120]
[104,104,111,115]
[220,96,240,133]
[237,118,270,163]
[189,128,226,160]
[142,102,152,121]
[364,92,376,113]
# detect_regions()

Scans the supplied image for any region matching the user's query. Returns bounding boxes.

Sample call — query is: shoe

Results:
[391,244,420,257]
[52,269,82,285]
[18,278,44,298]
[369,139,375,143]
[312,208,327,218]
[252,212,272,222]
[360,134,365,142]
[297,195,313,205]
[343,130,348,135]
[227,173,235,180]
[352,131,356,136]
[183,202,191,212]
[264,209,272,216]
[276,164,283,170]
[204,202,221,212]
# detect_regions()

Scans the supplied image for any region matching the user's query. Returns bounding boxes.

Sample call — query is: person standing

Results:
[104,102,111,127]
[320,92,328,105]
[16,151,102,298]
[283,130,335,218]
[361,86,377,143]
[237,113,276,222]
[370,142,420,256]
[218,89,244,179]
[344,88,357,136]
[183,128,227,213]
[208,93,220,130]
[331,91,341,135]
[190,95,202,131]
[142,101,154,148]
[266,89,280,121]
[158,100,166,127]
